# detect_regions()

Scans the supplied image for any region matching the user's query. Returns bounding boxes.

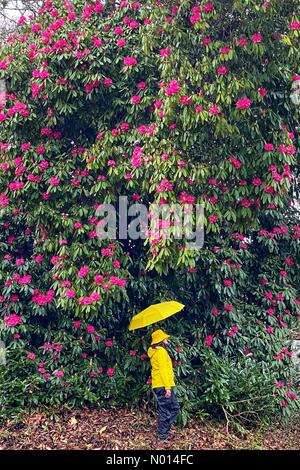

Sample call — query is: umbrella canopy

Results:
[128,301,184,331]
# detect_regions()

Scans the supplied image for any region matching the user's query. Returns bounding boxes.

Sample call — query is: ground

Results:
[0,409,299,450]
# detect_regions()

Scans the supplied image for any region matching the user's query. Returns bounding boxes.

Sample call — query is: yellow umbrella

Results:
[128,301,184,331]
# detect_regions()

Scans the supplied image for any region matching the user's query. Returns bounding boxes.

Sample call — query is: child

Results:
[147,329,180,441]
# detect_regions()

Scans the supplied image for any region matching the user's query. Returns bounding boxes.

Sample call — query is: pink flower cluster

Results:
[78,266,90,278]
[179,192,195,204]
[123,56,138,67]
[3,313,23,327]
[85,80,100,94]
[9,181,25,191]
[32,289,55,305]
[42,342,63,352]
[156,179,173,193]
[82,1,104,20]
[12,274,31,285]
[227,326,239,337]
[165,80,180,97]
[236,97,252,109]
[0,194,9,207]
[274,348,293,361]
[109,276,127,287]
[190,5,201,24]
[228,157,241,169]
[78,292,101,305]
[131,146,145,168]
[32,68,49,80]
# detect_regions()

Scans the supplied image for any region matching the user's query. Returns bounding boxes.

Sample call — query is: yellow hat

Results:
[151,329,169,345]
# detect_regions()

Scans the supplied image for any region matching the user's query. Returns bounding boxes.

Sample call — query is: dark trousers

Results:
[153,387,180,439]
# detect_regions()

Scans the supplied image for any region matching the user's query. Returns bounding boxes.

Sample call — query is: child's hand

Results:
[165,389,171,398]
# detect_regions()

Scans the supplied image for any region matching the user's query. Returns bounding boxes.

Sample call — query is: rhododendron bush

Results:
[0,0,300,425]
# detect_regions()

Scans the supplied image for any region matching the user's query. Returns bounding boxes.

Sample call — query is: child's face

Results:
[163,339,169,345]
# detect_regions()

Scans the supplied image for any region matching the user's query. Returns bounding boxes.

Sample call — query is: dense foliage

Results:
[0,0,300,428]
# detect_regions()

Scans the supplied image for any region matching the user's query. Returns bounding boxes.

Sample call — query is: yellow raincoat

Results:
[148,346,175,390]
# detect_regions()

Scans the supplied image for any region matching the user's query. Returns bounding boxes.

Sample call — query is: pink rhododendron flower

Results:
[209,106,221,115]
[9,181,25,191]
[93,37,102,47]
[156,179,173,193]
[275,381,284,388]
[123,56,138,66]
[252,33,263,43]
[285,257,294,266]
[180,96,192,105]
[165,79,180,96]
[94,274,104,285]
[236,97,252,109]
[228,157,241,169]
[109,276,127,287]
[27,353,36,360]
[103,77,113,87]
[101,248,114,257]
[0,194,9,207]
[54,370,64,378]
[160,48,172,57]
[203,37,212,46]
[280,401,289,407]
[224,304,233,311]
[117,38,126,47]
[66,289,76,298]
[78,266,89,278]
[190,11,201,24]
[107,368,115,376]
[195,105,203,113]
[3,313,22,327]
[205,335,213,347]
[286,391,297,400]
[131,95,141,104]
[179,192,195,204]
[238,38,248,46]
[289,21,300,30]
[32,290,55,305]
[258,87,267,96]
[13,274,31,285]
[217,66,228,75]
[49,177,60,186]
[220,47,232,55]
[203,3,214,13]
[90,292,101,301]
